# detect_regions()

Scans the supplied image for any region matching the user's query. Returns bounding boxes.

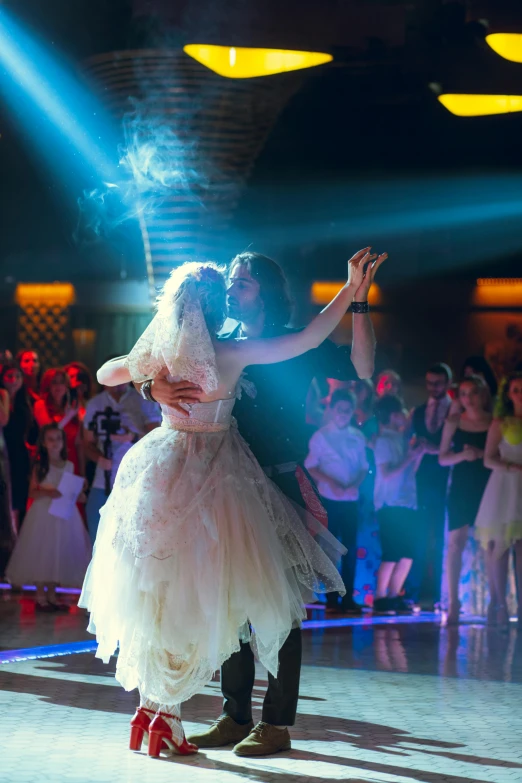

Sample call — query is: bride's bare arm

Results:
[231,248,386,368]
[96,356,131,386]
[96,356,206,415]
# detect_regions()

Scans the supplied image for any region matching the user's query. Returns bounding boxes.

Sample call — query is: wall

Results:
[0,280,152,375]
[315,278,522,383]
[2,275,522,380]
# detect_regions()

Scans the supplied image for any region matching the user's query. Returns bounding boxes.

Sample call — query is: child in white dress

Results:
[6,423,91,610]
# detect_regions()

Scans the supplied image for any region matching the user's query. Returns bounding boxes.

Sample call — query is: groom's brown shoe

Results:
[187,715,253,748]
[233,722,291,756]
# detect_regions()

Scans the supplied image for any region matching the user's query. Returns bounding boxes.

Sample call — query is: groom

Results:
[143,250,381,756]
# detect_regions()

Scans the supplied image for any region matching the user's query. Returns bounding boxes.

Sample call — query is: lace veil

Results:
[124,263,221,394]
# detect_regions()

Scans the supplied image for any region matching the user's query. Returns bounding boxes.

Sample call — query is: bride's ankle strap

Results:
[157,711,181,722]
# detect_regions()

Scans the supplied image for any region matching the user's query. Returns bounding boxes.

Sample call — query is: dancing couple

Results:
[80,246,386,758]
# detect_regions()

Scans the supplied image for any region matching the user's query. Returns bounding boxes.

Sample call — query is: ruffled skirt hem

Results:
[474,520,522,555]
[80,424,345,704]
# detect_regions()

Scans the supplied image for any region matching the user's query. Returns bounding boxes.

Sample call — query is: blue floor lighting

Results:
[0,640,98,665]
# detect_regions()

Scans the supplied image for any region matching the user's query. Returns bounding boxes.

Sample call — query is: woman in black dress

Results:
[0,364,33,532]
[439,376,492,624]
[16,350,41,455]
[16,349,42,408]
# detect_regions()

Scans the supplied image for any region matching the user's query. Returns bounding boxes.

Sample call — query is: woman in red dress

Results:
[34,369,85,478]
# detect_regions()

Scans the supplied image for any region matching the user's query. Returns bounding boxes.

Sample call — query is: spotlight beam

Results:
[0,9,118,185]
[249,174,522,273]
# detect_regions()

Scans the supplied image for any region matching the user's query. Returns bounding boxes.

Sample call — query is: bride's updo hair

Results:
[157,261,227,335]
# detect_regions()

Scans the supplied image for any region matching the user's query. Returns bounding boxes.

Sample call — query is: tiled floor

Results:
[1,593,521,783]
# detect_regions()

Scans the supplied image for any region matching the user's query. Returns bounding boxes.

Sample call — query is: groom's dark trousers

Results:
[221,470,304,726]
[219,324,358,726]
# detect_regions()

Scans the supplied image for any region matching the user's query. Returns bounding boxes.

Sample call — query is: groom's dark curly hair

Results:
[229,251,293,328]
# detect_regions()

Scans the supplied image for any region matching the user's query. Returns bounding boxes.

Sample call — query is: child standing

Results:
[305,389,369,614]
[6,423,91,610]
[373,395,425,614]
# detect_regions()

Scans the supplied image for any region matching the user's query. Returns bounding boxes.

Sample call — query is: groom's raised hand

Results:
[347,248,376,291]
[150,368,203,416]
[353,250,387,302]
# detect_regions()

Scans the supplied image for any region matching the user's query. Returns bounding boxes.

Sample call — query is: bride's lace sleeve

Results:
[124,319,164,383]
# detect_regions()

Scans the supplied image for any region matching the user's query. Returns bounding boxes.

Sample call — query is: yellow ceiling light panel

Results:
[473,279,522,307]
[183,44,333,79]
[486,33,522,63]
[438,93,522,116]
[477,278,522,286]
[312,282,382,306]
[15,282,76,307]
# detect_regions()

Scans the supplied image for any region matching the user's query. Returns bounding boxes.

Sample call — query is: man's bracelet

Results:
[351,301,370,314]
[140,379,156,403]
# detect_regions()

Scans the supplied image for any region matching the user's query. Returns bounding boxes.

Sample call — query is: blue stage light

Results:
[0,641,98,665]
[0,582,81,594]
[0,9,118,186]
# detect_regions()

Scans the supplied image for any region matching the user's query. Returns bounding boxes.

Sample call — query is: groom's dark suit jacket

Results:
[221,325,357,470]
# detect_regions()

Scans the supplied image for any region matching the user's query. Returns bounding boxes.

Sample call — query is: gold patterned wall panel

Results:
[15,284,75,367]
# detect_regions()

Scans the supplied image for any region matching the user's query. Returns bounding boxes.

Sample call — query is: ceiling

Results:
[1,0,522,287]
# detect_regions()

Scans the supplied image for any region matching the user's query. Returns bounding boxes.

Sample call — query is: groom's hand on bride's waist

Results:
[149,371,203,416]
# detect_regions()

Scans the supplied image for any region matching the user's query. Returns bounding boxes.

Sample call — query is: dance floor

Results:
[1,592,521,783]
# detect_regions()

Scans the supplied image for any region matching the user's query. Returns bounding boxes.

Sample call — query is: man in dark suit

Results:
[145,250,382,755]
[408,363,452,609]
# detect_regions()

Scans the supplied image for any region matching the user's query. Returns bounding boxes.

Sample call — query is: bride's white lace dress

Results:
[79,394,345,705]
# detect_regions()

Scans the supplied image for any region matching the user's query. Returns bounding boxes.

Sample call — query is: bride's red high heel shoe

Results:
[129,706,166,752]
[147,712,199,757]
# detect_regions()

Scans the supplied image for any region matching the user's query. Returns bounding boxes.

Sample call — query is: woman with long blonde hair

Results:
[475,372,522,626]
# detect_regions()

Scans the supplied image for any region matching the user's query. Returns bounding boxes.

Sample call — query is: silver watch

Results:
[140,379,155,403]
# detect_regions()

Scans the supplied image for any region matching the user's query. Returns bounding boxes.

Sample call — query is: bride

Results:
[79,246,386,758]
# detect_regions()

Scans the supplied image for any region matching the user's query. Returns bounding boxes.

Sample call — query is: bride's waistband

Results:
[161,418,230,433]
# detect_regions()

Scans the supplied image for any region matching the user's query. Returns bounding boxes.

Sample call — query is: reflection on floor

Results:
[1,592,521,783]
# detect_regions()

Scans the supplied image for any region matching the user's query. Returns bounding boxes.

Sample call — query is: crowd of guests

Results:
[305,357,522,625]
[0,344,521,626]
[0,348,160,609]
